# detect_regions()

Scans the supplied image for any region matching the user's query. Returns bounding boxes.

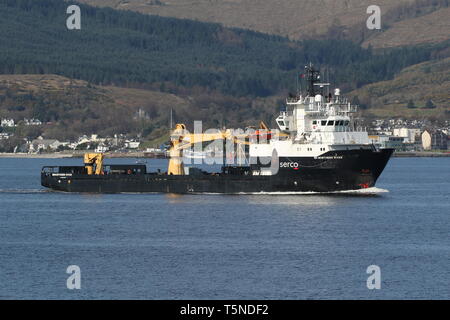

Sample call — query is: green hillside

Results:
[79,0,450,48]
[0,74,281,146]
[349,58,450,120]
[0,0,447,97]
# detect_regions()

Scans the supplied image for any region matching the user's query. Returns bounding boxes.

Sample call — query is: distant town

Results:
[366,118,449,154]
[0,117,449,157]
[0,117,165,157]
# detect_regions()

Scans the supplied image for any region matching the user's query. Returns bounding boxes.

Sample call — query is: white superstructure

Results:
[250,65,372,159]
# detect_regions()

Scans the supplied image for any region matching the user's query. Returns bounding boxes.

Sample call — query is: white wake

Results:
[235,187,389,195]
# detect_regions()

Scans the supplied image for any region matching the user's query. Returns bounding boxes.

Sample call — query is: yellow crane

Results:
[167,123,277,175]
[82,122,283,176]
[168,124,242,175]
[84,153,104,175]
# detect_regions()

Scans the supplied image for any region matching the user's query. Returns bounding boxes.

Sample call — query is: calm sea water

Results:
[0,157,448,299]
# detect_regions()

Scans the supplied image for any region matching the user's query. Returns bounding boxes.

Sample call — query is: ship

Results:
[41,64,393,194]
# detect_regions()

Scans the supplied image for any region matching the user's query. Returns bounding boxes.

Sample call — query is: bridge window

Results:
[327,121,334,126]
[321,120,327,126]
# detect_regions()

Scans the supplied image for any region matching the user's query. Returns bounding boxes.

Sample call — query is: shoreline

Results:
[0,152,449,158]
[0,152,167,159]
[393,152,450,157]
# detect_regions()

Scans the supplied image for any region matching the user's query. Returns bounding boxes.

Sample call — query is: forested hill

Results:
[79,0,450,48]
[0,0,448,97]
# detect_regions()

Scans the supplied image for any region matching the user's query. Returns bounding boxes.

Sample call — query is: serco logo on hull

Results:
[280,162,299,168]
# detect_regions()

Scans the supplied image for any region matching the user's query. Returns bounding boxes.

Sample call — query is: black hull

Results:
[41,148,394,194]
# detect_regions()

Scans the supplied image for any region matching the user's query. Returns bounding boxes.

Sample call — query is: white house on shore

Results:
[125,140,140,149]
[0,132,11,140]
[1,119,15,127]
[392,128,421,143]
[421,130,448,151]
[95,145,109,153]
[29,137,61,153]
[23,118,43,126]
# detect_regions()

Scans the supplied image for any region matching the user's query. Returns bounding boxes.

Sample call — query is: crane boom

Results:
[167,123,277,175]
[168,124,236,175]
[84,153,104,175]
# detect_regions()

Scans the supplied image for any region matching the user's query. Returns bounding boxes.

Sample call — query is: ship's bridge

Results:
[310,117,351,132]
[273,64,370,146]
[286,94,356,113]
[277,92,357,134]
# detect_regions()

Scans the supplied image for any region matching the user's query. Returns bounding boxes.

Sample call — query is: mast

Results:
[304,63,321,96]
